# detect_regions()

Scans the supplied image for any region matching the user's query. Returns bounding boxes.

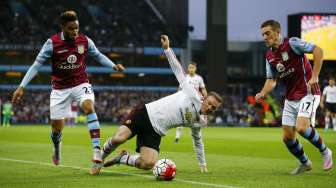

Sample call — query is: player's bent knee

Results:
[51,120,64,132]
[81,100,94,114]
[282,129,295,141]
[296,126,306,134]
[282,136,292,143]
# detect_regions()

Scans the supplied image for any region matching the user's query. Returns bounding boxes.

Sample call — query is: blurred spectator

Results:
[0,90,171,124]
[0,0,186,47]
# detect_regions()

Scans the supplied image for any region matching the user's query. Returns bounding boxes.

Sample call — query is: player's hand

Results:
[319,103,324,109]
[307,76,319,94]
[161,35,170,49]
[255,92,265,102]
[12,86,24,104]
[200,165,208,173]
[113,64,125,72]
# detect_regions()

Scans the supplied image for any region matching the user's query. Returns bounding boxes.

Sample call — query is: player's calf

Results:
[298,126,328,154]
[283,138,309,165]
[325,116,330,131]
[50,132,62,165]
[102,137,119,159]
[137,158,156,170]
[332,117,336,131]
[102,126,131,159]
[104,150,130,167]
[87,113,101,148]
[298,125,334,170]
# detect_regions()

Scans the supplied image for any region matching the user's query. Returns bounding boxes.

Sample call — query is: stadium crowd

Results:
[0,0,186,47]
[2,76,334,126]
[1,90,263,126]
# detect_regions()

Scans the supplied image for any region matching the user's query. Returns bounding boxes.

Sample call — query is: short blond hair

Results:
[208,91,223,104]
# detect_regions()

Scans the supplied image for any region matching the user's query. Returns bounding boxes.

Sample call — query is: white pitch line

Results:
[0,157,237,188]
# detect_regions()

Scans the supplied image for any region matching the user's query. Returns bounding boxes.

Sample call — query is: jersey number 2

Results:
[83,86,92,94]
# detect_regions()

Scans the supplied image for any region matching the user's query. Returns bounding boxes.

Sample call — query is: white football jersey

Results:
[323,85,336,103]
[145,47,208,166]
[146,79,206,136]
[185,74,205,91]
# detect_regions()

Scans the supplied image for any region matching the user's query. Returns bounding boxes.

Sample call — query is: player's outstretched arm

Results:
[12,86,24,104]
[191,128,208,173]
[13,39,52,103]
[87,37,125,72]
[161,35,186,84]
[12,61,42,103]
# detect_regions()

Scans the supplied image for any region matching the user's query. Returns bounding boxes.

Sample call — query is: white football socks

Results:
[120,154,140,167]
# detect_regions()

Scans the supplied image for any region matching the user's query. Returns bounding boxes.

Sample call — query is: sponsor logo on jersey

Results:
[57,54,80,69]
[78,45,84,54]
[279,68,295,78]
[57,62,81,69]
[276,63,286,72]
[67,54,77,64]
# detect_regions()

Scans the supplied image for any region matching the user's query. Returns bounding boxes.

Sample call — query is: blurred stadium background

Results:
[0,1,336,187]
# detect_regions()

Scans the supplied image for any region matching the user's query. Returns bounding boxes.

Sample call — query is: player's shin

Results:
[50,131,62,165]
[332,117,336,131]
[299,126,328,154]
[120,154,140,167]
[284,139,309,164]
[50,132,62,153]
[325,116,330,131]
[87,113,101,149]
[102,138,117,159]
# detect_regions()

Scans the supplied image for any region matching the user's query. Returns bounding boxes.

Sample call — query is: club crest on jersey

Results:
[276,63,285,72]
[78,45,84,54]
[281,52,289,61]
[67,54,77,64]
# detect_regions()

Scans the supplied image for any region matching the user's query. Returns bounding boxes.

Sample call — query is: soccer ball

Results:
[152,158,176,181]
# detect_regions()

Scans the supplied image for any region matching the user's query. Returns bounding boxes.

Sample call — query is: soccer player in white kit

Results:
[175,62,207,143]
[100,35,222,173]
[320,77,336,131]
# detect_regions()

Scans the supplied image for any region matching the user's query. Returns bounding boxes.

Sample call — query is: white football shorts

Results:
[50,83,94,120]
[282,94,320,127]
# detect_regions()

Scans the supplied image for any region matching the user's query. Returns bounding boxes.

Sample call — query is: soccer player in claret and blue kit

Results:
[12,10,125,175]
[255,20,333,175]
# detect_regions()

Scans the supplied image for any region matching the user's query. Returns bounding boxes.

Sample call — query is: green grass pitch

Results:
[0,125,335,188]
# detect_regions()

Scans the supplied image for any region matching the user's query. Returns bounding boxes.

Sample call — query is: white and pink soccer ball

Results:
[152,158,176,181]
